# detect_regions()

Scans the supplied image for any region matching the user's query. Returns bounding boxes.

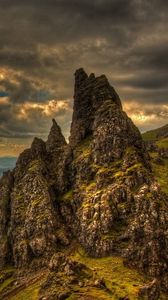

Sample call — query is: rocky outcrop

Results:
[91,99,150,165]
[39,253,108,300]
[65,70,153,259]
[69,68,122,147]
[46,119,66,152]
[0,171,13,267]
[0,69,167,298]
[158,147,168,159]
[5,120,70,269]
[138,279,160,300]
[124,183,168,290]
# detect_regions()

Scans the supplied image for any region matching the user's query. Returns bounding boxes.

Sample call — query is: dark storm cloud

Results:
[0,1,151,57]
[0,100,72,139]
[126,43,168,72]
[0,76,53,103]
[0,47,63,72]
[0,0,167,77]
[119,73,168,90]
[0,0,167,148]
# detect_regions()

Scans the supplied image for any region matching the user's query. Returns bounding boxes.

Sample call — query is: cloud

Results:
[0,99,72,139]
[0,0,167,155]
[0,75,54,104]
[123,101,168,132]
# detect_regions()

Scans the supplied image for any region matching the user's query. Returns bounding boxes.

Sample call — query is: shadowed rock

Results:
[0,69,167,299]
[70,68,122,147]
[46,119,66,152]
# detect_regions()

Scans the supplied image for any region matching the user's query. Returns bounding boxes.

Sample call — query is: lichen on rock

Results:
[0,69,167,299]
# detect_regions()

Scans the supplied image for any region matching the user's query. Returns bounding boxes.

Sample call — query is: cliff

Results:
[0,69,167,300]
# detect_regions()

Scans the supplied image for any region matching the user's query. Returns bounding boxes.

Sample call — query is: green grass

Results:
[152,157,168,195]
[10,281,42,300]
[70,249,148,300]
[0,267,16,294]
[73,135,92,161]
[83,181,97,192]
[126,163,142,174]
[0,277,15,294]
[28,159,44,173]
[0,270,47,300]
[142,128,168,195]
[1,256,167,300]
[156,137,168,148]
[142,124,168,141]
[142,130,157,141]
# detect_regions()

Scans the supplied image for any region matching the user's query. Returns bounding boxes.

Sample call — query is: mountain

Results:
[0,69,167,300]
[142,124,168,142]
[0,157,17,177]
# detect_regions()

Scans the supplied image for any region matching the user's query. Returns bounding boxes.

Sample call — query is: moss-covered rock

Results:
[0,69,168,299]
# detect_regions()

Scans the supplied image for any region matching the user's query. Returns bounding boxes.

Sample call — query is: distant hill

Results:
[142,123,168,141]
[0,157,17,176]
[142,123,168,198]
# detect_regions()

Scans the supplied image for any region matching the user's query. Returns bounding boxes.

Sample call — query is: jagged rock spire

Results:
[74,68,88,93]
[0,69,167,297]
[46,119,66,152]
[69,68,122,147]
[31,137,46,157]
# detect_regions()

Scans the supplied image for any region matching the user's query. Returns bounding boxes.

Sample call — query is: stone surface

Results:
[46,118,66,152]
[0,69,167,299]
[0,171,13,267]
[138,279,160,300]
[69,68,122,147]
[40,253,108,299]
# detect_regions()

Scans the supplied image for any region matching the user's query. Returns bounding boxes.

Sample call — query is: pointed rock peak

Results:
[74,68,88,92]
[31,137,46,157]
[46,119,66,152]
[75,68,88,80]
[69,69,122,147]
[88,73,95,80]
[32,137,45,147]
[31,137,46,151]
[97,74,108,82]
[50,119,64,134]
[52,118,59,128]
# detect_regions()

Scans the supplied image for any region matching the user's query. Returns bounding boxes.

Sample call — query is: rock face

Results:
[39,253,105,300]
[0,69,168,298]
[46,119,66,152]
[0,171,13,267]
[70,68,122,147]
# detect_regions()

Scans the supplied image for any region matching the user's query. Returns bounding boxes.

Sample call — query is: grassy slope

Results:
[70,250,148,300]
[156,137,168,148]
[0,258,148,300]
[142,124,168,141]
[143,125,168,195]
[152,154,168,195]
[1,128,168,299]
[0,250,167,299]
[0,269,46,300]
[10,280,43,300]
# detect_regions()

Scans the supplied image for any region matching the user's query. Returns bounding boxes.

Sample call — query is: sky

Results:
[0,0,168,156]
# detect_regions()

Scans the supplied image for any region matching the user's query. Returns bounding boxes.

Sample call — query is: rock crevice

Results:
[0,69,167,298]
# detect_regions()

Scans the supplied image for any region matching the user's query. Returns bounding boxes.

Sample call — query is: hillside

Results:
[142,124,168,141]
[0,69,167,300]
[142,124,168,196]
